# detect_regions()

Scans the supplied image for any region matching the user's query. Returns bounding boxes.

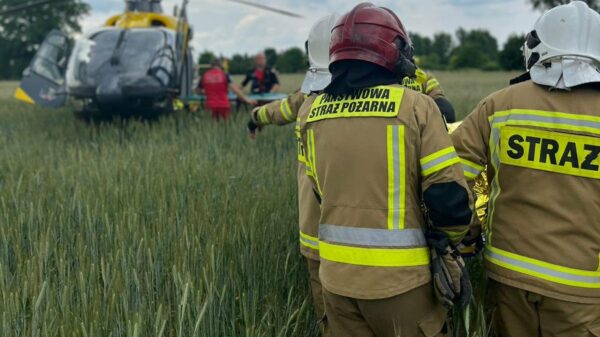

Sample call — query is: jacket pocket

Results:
[418,307,449,337]
[589,323,600,337]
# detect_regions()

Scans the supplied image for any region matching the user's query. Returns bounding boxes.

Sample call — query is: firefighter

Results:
[247,14,339,336]
[297,4,472,337]
[242,52,281,94]
[402,69,455,123]
[451,2,600,336]
[197,58,256,120]
[246,13,456,335]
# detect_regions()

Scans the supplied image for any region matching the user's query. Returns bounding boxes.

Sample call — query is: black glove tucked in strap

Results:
[427,231,472,309]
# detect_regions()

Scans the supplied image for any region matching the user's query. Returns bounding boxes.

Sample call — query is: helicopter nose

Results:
[96,76,124,105]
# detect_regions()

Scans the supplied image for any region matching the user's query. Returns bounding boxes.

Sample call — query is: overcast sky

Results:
[83,0,542,57]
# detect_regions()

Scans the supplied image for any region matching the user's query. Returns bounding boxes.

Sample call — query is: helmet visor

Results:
[301,69,332,94]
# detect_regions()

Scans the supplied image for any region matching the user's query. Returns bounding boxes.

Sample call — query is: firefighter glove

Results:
[427,231,472,309]
[247,120,261,139]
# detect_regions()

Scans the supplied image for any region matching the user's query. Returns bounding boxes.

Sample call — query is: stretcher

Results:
[185,93,288,103]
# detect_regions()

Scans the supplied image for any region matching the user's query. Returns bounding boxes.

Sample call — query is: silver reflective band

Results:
[492,114,600,130]
[281,99,293,121]
[300,235,319,248]
[462,164,481,176]
[421,152,459,172]
[490,127,501,170]
[485,249,600,284]
[320,224,427,247]
[391,125,402,230]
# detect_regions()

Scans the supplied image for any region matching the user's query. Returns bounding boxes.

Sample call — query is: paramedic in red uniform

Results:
[242,52,281,94]
[197,58,256,120]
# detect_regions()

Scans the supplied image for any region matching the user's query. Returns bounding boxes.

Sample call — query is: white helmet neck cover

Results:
[301,14,339,94]
[525,1,600,89]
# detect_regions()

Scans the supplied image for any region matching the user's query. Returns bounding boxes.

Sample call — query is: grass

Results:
[0,71,516,337]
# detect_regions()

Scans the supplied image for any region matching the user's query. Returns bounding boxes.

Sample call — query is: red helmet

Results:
[329,3,411,73]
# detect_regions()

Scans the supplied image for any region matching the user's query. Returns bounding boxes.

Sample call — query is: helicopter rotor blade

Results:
[225,0,303,18]
[0,0,71,16]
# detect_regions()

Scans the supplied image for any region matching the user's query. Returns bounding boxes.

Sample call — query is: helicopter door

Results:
[14,30,70,108]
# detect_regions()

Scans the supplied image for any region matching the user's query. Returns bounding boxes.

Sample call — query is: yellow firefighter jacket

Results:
[297,84,472,299]
[402,68,444,100]
[451,80,600,304]
[252,71,448,262]
[251,92,320,260]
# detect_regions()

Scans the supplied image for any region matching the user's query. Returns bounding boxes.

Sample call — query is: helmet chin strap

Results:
[395,55,417,79]
[394,39,417,79]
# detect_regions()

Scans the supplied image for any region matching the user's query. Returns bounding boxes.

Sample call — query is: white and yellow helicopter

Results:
[6,0,301,119]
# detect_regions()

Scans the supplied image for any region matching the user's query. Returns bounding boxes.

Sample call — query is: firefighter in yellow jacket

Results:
[247,14,340,335]
[451,2,600,336]
[248,15,458,336]
[296,4,472,336]
[402,69,455,122]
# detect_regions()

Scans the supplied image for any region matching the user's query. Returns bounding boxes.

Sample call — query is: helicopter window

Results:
[149,45,175,86]
[120,30,169,73]
[67,29,173,88]
[31,34,69,85]
[85,30,121,77]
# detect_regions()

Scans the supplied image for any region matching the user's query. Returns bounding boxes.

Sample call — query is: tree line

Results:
[0,0,596,79]
[410,30,525,71]
[198,47,307,75]
[199,29,527,75]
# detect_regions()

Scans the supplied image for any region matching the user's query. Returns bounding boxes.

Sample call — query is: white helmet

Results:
[301,14,339,94]
[525,1,600,88]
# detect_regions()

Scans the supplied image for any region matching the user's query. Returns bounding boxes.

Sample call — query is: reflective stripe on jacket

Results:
[451,80,600,303]
[253,91,307,127]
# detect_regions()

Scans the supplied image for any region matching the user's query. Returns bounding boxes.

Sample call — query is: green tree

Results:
[275,47,307,73]
[409,32,453,69]
[198,51,217,65]
[228,53,254,75]
[0,0,90,79]
[264,48,278,68]
[499,34,526,71]
[529,0,598,10]
[409,32,432,57]
[451,28,499,70]
[431,33,453,67]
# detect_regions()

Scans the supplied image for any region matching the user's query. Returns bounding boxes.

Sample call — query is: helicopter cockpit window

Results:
[67,29,175,88]
[31,34,69,85]
[121,30,175,86]
[67,30,120,87]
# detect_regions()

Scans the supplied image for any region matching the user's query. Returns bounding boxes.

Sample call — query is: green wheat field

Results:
[0,71,517,337]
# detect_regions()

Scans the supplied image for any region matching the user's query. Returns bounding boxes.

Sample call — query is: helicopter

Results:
[7,0,302,119]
